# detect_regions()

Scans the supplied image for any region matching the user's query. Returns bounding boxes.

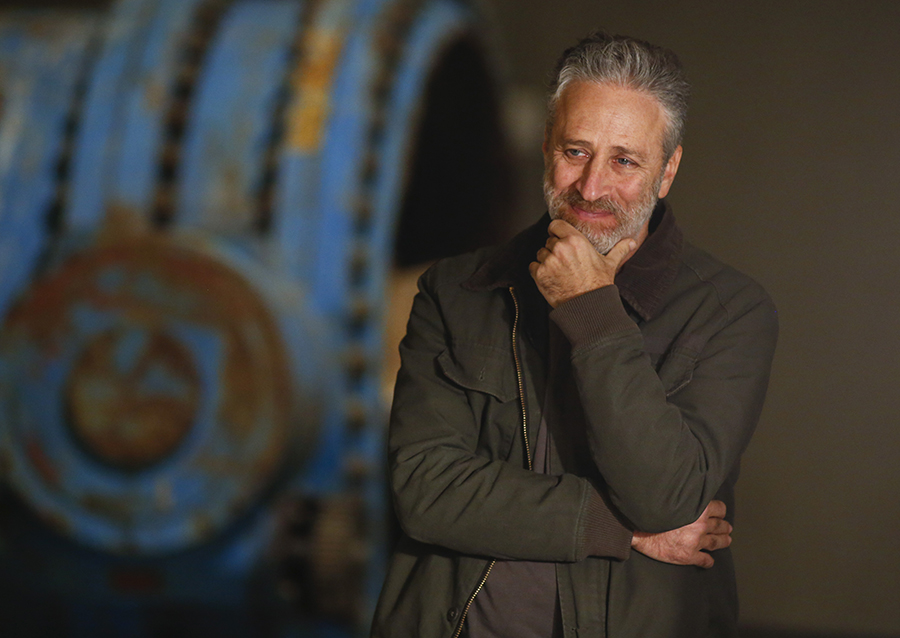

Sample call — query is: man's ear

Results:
[657,145,683,198]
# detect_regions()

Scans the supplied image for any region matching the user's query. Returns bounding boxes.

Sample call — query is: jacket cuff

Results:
[581,491,633,561]
[550,286,636,350]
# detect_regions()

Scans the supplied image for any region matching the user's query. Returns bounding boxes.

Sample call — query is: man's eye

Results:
[564,148,587,159]
[615,157,636,167]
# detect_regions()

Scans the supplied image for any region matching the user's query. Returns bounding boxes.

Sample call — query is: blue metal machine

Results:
[0,0,512,635]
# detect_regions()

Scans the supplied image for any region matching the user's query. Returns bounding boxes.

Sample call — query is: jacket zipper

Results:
[510,286,532,471]
[451,560,495,638]
[450,286,531,638]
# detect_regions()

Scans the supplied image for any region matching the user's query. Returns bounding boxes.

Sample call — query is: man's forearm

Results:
[550,285,777,532]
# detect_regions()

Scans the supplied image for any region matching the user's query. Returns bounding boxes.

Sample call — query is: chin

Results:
[553,210,621,255]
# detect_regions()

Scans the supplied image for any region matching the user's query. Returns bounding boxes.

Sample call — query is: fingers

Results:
[605,238,637,265]
[706,500,727,519]
[536,247,551,263]
[694,552,714,569]
[703,530,732,551]
[545,227,591,256]
[547,218,577,238]
[532,222,626,306]
[707,519,733,537]
[547,220,600,251]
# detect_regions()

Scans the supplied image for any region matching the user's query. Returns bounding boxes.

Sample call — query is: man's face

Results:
[543,81,682,254]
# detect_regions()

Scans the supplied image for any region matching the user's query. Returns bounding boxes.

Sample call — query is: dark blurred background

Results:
[1,0,898,637]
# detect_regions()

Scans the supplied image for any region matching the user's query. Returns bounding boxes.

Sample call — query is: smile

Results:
[570,205,615,220]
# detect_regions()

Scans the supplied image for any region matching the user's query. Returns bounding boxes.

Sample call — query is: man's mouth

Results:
[568,203,616,221]
[572,205,613,217]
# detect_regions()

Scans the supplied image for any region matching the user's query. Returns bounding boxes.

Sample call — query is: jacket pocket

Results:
[436,343,517,402]
[656,348,698,397]
[436,343,520,461]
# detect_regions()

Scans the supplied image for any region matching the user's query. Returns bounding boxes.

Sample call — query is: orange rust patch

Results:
[66,329,200,470]
[100,202,152,241]
[286,29,345,152]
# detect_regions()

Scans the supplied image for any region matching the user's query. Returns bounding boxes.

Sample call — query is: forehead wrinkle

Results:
[556,137,592,148]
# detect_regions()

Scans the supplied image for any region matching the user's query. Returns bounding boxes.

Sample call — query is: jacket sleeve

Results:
[551,283,778,533]
[389,270,633,562]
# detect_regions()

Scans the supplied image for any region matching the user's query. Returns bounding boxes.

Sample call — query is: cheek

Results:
[549,163,581,191]
[617,175,654,202]
[618,182,643,200]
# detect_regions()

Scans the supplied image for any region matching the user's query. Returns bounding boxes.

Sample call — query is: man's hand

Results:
[528,219,636,308]
[630,501,733,569]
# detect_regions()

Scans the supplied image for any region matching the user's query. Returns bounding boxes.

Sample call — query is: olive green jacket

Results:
[372,204,778,637]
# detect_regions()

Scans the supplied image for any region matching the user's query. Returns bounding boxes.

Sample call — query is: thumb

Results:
[606,238,638,266]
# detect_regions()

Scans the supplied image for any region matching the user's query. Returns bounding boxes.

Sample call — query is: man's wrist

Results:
[550,285,635,348]
[582,490,633,561]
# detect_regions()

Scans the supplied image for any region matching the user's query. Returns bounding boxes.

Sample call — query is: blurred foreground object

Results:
[0,0,513,635]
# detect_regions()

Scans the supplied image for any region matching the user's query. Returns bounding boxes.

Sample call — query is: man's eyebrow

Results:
[558,138,593,149]
[611,145,650,163]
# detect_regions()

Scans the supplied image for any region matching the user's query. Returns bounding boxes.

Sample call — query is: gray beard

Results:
[543,168,662,255]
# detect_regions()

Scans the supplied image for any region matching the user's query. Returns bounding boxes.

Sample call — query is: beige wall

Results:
[487,1,900,634]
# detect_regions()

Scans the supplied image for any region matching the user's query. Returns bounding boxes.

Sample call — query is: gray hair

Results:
[547,31,690,160]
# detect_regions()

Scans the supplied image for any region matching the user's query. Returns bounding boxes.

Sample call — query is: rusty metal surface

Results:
[174,0,302,234]
[0,232,304,553]
[285,3,350,154]
[65,0,159,233]
[66,328,201,470]
[106,0,210,221]
[273,494,369,624]
[0,0,508,633]
[0,13,95,322]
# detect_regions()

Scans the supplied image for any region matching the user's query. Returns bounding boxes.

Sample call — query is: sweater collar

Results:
[463,199,683,321]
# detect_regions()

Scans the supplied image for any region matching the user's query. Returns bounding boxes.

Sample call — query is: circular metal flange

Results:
[0,232,320,553]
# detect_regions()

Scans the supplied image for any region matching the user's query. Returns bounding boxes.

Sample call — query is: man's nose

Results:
[577,160,613,202]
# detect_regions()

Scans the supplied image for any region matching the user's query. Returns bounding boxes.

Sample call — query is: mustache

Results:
[559,188,627,217]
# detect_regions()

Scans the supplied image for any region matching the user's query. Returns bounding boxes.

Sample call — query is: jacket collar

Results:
[463,199,683,321]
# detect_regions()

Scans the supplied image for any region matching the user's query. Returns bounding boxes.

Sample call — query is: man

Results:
[373,32,777,637]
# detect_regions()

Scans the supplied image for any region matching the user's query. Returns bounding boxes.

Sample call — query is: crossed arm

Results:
[632,500,731,568]
[531,219,774,563]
